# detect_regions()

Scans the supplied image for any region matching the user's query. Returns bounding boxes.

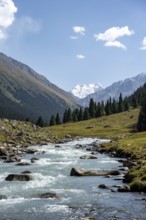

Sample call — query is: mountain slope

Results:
[81,73,146,106]
[71,83,104,99]
[0,53,78,122]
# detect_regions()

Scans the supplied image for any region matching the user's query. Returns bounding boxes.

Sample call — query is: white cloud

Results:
[76,54,85,59]
[140,37,146,50]
[0,0,17,40]
[94,26,134,50]
[105,40,127,50]
[73,26,86,35]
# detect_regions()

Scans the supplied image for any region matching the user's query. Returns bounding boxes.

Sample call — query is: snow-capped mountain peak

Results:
[71,83,104,99]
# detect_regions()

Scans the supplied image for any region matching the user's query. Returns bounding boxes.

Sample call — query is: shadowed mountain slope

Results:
[0,53,77,122]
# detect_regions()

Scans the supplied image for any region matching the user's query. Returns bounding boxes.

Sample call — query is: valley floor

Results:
[0,108,146,192]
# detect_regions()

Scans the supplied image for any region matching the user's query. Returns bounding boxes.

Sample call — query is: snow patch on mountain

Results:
[80,73,146,106]
[71,83,104,99]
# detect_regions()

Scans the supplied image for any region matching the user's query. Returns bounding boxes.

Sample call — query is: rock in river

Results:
[70,167,120,176]
[37,192,59,199]
[5,174,32,181]
[80,155,97,159]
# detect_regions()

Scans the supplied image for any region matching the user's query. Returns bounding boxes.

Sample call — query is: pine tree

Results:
[89,98,96,118]
[67,108,73,122]
[83,107,90,120]
[118,93,124,112]
[55,113,61,125]
[132,95,138,108]
[124,97,129,111]
[63,109,68,123]
[78,107,83,121]
[101,101,106,116]
[105,100,111,115]
[72,108,79,122]
[36,116,45,127]
[137,96,146,131]
[49,115,56,126]
[111,98,118,114]
[96,102,101,117]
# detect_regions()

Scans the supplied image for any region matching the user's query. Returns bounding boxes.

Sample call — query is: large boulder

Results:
[70,167,120,176]
[0,147,8,156]
[5,174,32,181]
[0,195,7,200]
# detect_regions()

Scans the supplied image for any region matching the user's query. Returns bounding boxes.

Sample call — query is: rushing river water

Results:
[0,138,146,220]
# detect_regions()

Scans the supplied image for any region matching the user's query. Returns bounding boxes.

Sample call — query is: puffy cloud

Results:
[94,26,134,50]
[0,0,17,40]
[140,37,146,50]
[76,54,85,59]
[72,26,86,35]
[105,40,127,50]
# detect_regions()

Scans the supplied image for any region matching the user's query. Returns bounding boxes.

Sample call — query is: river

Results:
[0,138,146,220]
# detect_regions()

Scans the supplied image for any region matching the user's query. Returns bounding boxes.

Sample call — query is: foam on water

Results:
[45,204,71,213]
[1,138,145,220]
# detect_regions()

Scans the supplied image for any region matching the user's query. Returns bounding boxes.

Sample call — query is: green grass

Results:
[48,108,139,139]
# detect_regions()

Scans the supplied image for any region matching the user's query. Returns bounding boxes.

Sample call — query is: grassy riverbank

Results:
[49,107,146,191]
[0,107,146,191]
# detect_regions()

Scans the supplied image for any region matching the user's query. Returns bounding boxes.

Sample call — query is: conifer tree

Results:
[105,100,111,115]
[36,116,45,127]
[124,97,129,111]
[78,107,83,121]
[132,95,138,108]
[72,108,79,122]
[89,98,96,118]
[67,108,73,122]
[118,93,124,112]
[49,114,56,126]
[111,98,118,114]
[137,96,146,131]
[63,109,68,123]
[83,107,90,120]
[101,101,106,116]
[55,113,61,125]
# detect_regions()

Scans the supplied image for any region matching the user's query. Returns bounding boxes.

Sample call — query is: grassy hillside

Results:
[48,108,139,139]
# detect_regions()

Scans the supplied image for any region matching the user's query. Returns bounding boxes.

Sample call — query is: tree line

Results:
[35,82,146,132]
[48,93,132,126]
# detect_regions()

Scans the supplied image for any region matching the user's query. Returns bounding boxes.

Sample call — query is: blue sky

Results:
[0,0,146,91]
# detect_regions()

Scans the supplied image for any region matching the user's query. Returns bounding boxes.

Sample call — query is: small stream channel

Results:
[0,138,146,220]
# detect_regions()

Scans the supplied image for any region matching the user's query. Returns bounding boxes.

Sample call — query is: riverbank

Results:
[49,108,146,192]
[0,108,146,192]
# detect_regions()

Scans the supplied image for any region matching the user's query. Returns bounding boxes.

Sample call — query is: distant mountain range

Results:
[0,53,78,122]
[71,83,104,99]
[71,73,146,106]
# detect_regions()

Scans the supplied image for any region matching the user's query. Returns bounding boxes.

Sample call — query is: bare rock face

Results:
[70,167,120,176]
[5,174,32,181]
